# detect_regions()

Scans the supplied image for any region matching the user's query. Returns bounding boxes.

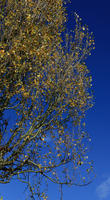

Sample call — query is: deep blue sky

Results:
[0,0,110,199]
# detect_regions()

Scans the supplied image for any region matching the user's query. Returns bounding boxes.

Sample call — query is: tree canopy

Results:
[0,0,95,199]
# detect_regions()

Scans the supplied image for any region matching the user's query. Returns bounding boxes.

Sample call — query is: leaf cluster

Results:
[0,0,95,199]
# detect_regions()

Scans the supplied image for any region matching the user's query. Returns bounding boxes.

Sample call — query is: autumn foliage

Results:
[0,0,95,199]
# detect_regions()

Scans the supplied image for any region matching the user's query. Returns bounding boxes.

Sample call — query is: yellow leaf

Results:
[0,49,4,54]
[57,153,61,157]
[37,164,42,169]
[23,92,29,97]
[0,49,5,57]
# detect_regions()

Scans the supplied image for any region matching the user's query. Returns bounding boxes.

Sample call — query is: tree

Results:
[0,0,95,199]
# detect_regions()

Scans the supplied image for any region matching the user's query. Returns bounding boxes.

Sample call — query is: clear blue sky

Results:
[0,0,110,199]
